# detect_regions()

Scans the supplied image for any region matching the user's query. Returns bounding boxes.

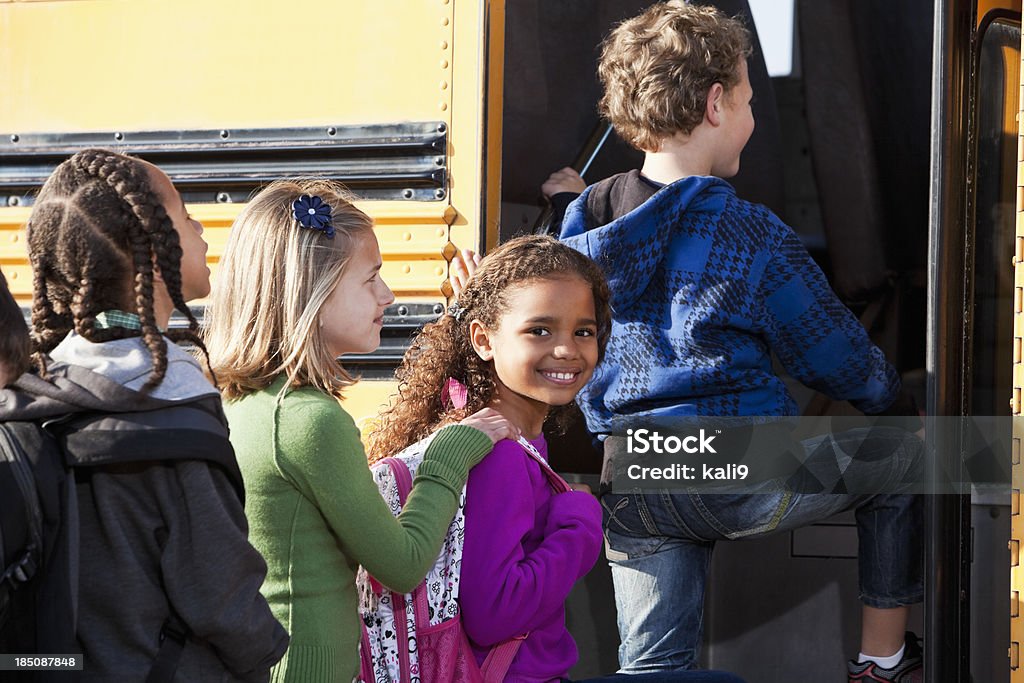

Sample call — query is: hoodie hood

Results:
[0,362,180,423]
[0,334,218,423]
[559,172,729,310]
[50,332,218,401]
[0,336,242,499]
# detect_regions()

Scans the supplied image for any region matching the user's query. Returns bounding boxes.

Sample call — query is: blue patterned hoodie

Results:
[559,171,900,433]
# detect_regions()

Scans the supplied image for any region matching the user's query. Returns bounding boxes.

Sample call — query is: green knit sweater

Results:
[224,377,492,683]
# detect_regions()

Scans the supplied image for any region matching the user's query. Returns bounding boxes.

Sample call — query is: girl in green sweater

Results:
[204,179,518,682]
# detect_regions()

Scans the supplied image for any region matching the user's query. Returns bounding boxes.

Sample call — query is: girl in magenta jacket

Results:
[368,235,608,681]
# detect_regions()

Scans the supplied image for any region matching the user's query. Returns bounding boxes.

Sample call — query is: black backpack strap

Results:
[65,475,79,630]
[53,395,245,503]
[145,612,191,683]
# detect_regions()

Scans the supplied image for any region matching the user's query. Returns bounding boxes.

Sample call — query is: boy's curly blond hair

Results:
[598,1,752,152]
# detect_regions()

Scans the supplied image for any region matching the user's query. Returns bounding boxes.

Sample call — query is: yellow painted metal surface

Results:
[983,0,1024,26]
[1013,18,1024,682]
[445,0,505,279]
[0,1,451,132]
[0,208,31,301]
[1,201,457,305]
[0,0,507,429]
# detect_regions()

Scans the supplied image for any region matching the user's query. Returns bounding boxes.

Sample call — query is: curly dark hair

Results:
[366,235,612,463]
[26,148,209,391]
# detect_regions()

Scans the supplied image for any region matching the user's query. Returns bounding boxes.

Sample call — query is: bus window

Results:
[971,15,1019,683]
[970,17,1019,417]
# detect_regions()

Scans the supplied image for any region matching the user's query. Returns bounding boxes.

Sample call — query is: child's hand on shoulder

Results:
[458,407,520,445]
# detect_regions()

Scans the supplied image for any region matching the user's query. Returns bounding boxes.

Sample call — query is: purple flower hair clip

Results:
[292,194,335,239]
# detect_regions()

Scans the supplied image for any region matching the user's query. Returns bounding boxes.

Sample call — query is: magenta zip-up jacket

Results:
[460,435,603,682]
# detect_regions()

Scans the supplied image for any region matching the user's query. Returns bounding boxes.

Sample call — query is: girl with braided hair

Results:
[203,178,518,682]
[6,148,289,680]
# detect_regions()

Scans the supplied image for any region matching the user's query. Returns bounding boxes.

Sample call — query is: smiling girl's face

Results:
[470,276,598,431]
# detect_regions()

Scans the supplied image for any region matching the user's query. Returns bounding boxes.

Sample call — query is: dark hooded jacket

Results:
[0,334,288,682]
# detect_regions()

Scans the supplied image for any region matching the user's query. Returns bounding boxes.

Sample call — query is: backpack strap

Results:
[359,621,374,682]
[515,437,572,494]
[412,573,432,632]
[376,455,415,682]
[392,591,412,683]
[479,634,528,683]
[381,457,413,506]
[144,612,191,683]
[50,396,246,503]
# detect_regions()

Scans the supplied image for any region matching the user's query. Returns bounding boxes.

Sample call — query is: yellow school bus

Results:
[4,0,1024,680]
[0,0,506,430]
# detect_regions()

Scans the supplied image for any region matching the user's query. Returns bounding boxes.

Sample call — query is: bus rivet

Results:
[327,127,337,136]
[435,157,445,166]
[397,305,409,316]
[216,192,231,203]
[402,189,414,200]
[114,132,124,141]
[8,196,20,207]
[219,130,230,139]
[433,304,444,315]
[434,189,446,200]
[9,134,18,143]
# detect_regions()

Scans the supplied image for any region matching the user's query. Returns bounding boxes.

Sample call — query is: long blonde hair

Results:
[205,179,373,400]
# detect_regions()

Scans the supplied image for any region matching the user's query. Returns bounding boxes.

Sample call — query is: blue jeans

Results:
[602,427,923,672]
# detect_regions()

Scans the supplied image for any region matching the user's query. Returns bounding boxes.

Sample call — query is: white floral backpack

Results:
[357,428,571,683]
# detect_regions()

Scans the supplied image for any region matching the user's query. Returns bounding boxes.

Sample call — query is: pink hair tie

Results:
[441,377,468,410]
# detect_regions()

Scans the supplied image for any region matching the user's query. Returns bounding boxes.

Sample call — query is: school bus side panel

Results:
[0,0,506,430]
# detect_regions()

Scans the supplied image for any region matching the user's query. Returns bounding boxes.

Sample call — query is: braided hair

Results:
[26,148,209,391]
[366,235,612,463]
